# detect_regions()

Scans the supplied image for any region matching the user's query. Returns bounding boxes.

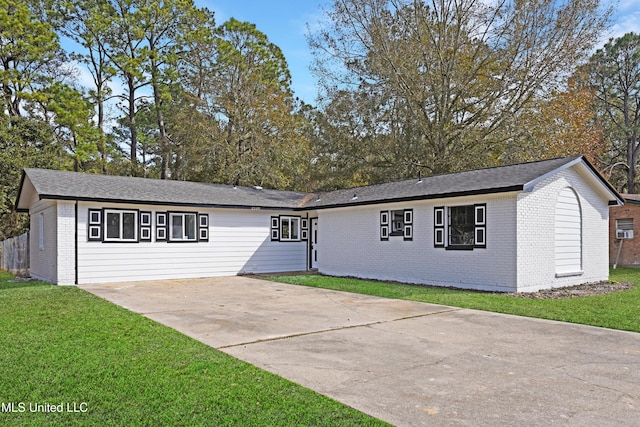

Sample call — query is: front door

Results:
[310,218,318,269]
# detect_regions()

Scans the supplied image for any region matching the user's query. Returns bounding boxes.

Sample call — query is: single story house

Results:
[610,194,640,267]
[15,155,622,292]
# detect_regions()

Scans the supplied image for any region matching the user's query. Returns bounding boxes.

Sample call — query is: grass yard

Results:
[0,271,387,426]
[269,268,640,333]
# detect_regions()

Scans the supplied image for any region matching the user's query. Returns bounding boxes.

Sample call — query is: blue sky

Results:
[199,0,328,104]
[201,0,640,105]
[65,1,640,106]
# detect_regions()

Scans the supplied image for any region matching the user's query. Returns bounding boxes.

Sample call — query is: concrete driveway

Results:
[81,276,640,426]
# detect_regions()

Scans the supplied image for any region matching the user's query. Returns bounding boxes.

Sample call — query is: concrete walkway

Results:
[81,276,640,426]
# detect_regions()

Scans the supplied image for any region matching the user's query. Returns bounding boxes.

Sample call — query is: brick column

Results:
[56,201,76,285]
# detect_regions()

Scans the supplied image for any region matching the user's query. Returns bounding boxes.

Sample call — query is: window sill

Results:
[555,271,584,278]
[445,245,474,251]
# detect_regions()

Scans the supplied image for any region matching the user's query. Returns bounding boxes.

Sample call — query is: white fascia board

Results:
[523,156,623,205]
[522,157,584,193]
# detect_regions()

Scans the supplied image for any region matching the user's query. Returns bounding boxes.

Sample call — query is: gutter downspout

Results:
[614,239,623,269]
[75,200,78,285]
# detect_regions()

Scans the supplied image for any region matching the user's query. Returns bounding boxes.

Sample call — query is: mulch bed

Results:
[506,281,633,299]
[252,272,633,299]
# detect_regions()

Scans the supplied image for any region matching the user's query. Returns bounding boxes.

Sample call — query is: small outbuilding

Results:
[15,155,622,292]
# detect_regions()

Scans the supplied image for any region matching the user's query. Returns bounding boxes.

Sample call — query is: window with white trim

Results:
[280,216,301,241]
[104,209,138,242]
[88,208,206,243]
[169,212,197,241]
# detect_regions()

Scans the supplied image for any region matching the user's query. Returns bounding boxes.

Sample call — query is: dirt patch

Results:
[506,281,633,299]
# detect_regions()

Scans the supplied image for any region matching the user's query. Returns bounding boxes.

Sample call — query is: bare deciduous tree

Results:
[309,0,611,181]
[580,33,640,193]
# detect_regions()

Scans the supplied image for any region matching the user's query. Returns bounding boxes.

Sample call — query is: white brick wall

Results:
[516,168,610,291]
[56,201,76,285]
[317,194,519,292]
[25,162,611,290]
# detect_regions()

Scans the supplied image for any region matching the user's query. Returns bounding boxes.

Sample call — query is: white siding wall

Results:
[77,203,307,284]
[29,197,57,283]
[317,194,519,292]
[516,167,610,291]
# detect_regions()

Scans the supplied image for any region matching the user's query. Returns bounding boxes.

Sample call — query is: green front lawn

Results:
[269,268,640,333]
[0,271,387,426]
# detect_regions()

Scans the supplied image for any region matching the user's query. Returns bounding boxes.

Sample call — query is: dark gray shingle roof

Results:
[18,156,620,211]
[304,156,599,208]
[20,168,309,209]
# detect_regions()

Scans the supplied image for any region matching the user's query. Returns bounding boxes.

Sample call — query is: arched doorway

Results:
[555,187,582,275]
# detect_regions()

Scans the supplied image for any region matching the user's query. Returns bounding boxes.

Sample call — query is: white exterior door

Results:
[310,218,318,269]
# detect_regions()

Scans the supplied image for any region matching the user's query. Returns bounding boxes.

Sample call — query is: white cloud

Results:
[72,62,97,90]
[608,11,640,40]
[595,0,640,47]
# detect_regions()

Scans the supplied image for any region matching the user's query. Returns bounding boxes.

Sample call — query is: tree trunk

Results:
[127,76,138,176]
[96,87,108,174]
[150,59,170,180]
[627,136,638,193]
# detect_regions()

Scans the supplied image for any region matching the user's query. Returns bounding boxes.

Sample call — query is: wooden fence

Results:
[0,232,30,276]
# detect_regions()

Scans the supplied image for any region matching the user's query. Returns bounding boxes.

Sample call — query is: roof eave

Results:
[14,170,32,212]
[523,156,624,206]
[522,157,583,192]
[36,194,299,211]
[578,157,624,205]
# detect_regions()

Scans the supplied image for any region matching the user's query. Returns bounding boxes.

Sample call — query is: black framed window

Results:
[449,205,475,247]
[88,209,207,244]
[381,209,412,241]
[390,210,404,236]
[436,204,486,250]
